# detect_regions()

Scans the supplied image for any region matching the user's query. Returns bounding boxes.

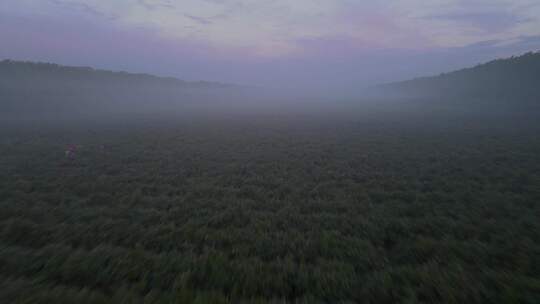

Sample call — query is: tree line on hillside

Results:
[374,51,540,104]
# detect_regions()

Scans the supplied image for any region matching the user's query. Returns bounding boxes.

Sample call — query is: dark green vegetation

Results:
[375,51,540,106]
[1,109,540,303]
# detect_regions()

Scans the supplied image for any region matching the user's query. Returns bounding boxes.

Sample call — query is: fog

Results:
[1,50,540,131]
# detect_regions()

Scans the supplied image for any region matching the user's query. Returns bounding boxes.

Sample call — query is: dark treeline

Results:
[0,60,246,119]
[0,60,233,89]
[372,51,540,108]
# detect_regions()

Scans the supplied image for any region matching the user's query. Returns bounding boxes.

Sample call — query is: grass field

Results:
[1,108,539,303]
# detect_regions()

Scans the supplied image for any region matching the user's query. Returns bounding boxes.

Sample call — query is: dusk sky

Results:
[2,0,540,91]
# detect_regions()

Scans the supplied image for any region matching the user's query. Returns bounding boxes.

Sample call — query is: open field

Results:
[1,108,539,303]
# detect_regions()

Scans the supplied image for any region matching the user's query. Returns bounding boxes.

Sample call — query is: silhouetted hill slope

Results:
[375,51,540,103]
[0,60,243,118]
[0,60,233,89]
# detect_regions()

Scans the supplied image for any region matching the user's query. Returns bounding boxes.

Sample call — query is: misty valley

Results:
[1,53,540,303]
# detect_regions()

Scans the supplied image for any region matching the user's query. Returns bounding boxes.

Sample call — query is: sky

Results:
[1,0,540,91]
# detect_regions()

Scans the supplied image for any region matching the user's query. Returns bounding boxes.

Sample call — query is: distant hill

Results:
[373,51,540,104]
[0,60,242,118]
[0,60,233,89]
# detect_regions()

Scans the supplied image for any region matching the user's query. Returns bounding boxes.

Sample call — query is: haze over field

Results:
[2,51,539,123]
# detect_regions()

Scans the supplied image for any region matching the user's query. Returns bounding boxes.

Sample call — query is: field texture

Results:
[1,114,539,303]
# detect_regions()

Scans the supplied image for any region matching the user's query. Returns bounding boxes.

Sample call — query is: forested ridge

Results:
[0,60,242,118]
[376,51,540,103]
[0,60,230,89]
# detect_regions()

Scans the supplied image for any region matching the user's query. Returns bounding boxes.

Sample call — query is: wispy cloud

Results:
[184,14,213,25]
[137,0,175,11]
[423,11,532,33]
[3,0,538,55]
[47,0,117,20]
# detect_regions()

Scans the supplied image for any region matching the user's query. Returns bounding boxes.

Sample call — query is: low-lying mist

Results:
[1,53,539,129]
